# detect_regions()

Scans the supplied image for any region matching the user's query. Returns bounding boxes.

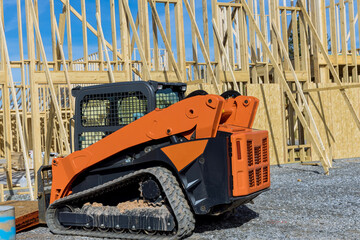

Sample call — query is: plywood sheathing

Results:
[308,83,360,160]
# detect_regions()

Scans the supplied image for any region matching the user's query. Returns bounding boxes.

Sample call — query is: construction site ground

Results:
[13,158,360,239]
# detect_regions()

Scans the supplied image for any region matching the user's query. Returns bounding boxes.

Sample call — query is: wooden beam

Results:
[183,0,221,94]
[175,0,186,81]
[34,71,126,84]
[121,0,151,80]
[152,10,159,71]
[240,0,330,174]
[25,0,41,197]
[51,9,75,112]
[298,1,360,132]
[272,22,331,168]
[49,0,58,70]
[0,15,34,200]
[202,0,210,66]
[119,0,131,80]
[164,2,172,71]
[248,0,257,83]
[339,0,348,82]
[17,0,28,145]
[29,2,70,153]
[58,0,123,61]
[65,0,73,69]
[81,0,88,70]
[44,102,55,165]
[190,0,199,80]
[348,0,358,82]
[211,0,222,83]
[304,83,360,93]
[110,0,118,70]
[212,19,240,92]
[96,12,115,83]
[259,0,269,83]
[148,0,185,83]
[96,0,103,71]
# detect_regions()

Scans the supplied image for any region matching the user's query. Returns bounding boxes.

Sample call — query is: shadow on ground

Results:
[194,205,258,233]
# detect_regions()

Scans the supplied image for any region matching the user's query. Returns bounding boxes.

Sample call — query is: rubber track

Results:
[46,167,195,239]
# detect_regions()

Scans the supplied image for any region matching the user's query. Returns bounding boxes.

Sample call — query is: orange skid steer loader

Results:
[38,81,270,239]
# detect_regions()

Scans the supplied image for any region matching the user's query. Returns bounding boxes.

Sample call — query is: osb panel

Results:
[0,201,38,218]
[247,84,286,165]
[308,83,360,160]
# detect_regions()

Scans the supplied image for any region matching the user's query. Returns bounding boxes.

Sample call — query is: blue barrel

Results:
[0,206,15,240]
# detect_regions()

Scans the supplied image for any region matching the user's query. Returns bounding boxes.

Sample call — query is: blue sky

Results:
[2,1,211,64]
[2,0,359,83]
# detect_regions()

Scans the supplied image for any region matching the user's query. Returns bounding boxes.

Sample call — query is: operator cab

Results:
[71,81,187,151]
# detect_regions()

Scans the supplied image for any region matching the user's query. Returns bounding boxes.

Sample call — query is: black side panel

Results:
[38,165,52,223]
[70,133,235,216]
[70,139,178,194]
[179,132,232,214]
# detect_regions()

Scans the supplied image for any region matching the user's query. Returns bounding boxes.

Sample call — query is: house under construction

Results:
[0,0,360,198]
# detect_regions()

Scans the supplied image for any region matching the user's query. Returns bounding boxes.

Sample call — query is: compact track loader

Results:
[38,81,270,239]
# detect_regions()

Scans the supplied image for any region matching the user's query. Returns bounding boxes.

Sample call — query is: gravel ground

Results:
[16,158,360,239]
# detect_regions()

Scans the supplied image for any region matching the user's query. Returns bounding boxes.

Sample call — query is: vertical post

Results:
[50,0,58,70]
[17,0,29,148]
[211,0,222,85]
[292,9,300,70]
[190,0,199,80]
[329,0,338,74]
[110,0,118,72]
[34,0,40,70]
[165,2,172,71]
[280,5,288,70]
[122,0,151,80]
[238,3,249,73]
[149,0,185,83]
[119,0,131,80]
[269,0,279,83]
[143,0,151,65]
[226,6,234,69]
[241,0,330,173]
[96,0,104,71]
[348,0,358,82]
[65,0,73,70]
[202,0,210,81]
[96,13,116,83]
[0,15,34,199]
[212,20,240,92]
[183,0,220,94]
[175,0,186,81]
[81,0,88,71]
[339,0,348,82]
[248,0,257,83]
[259,0,269,83]
[29,1,71,153]
[0,0,12,190]
[152,5,159,71]
[51,10,74,112]
[26,0,41,198]
[298,0,310,82]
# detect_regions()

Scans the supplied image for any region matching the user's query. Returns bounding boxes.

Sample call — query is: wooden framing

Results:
[1,0,360,197]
